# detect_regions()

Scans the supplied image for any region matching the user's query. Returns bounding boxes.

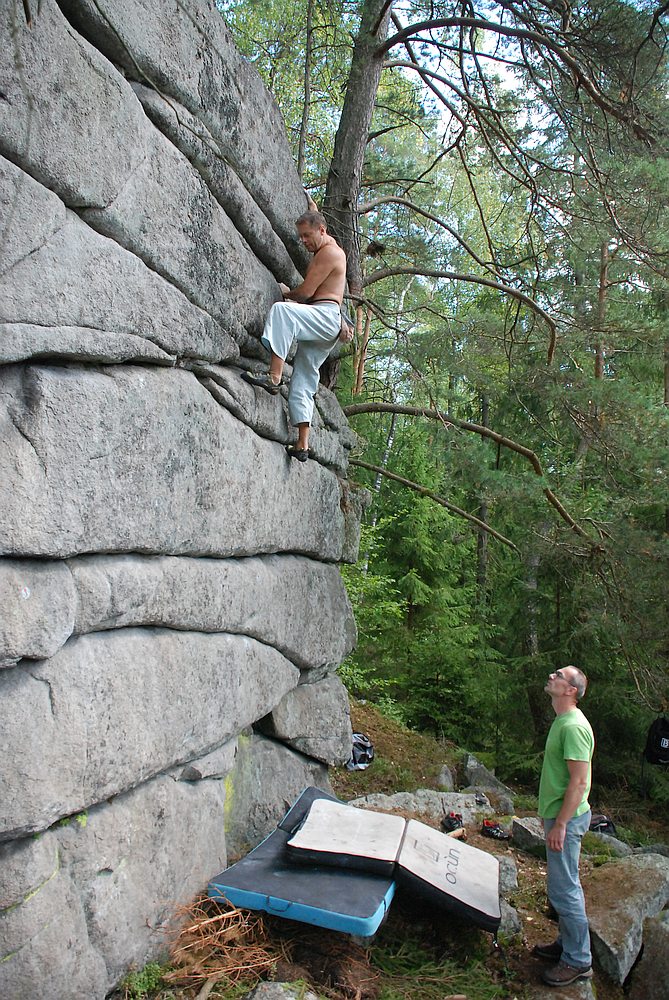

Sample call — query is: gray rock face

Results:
[0,157,234,365]
[1,0,361,994]
[0,629,299,839]
[512,816,546,856]
[0,768,228,998]
[585,853,669,983]
[0,0,147,209]
[0,863,109,1000]
[588,830,633,857]
[634,842,669,858]
[498,898,522,938]
[351,790,494,826]
[437,763,455,791]
[58,0,309,260]
[0,1,277,346]
[260,675,353,765]
[498,855,519,895]
[81,122,276,340]
[0,364,346,560]
[244,984,322,1000]
[132,83,301,287]
[627,910,669,1000]
[196,363,357,475]
[223,734,332,860]
[0,552,355,671]
[0,559,76,666]
[55,775,228,987]
[463,753,515,804]
[176,739,238,782]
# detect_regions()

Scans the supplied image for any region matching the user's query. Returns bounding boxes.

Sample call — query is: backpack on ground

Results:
[345,732,375,771]
[589,813,617,836]
[643,716,669,766]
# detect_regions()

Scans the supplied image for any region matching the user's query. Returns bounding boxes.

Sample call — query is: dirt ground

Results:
[127,699,666,1000]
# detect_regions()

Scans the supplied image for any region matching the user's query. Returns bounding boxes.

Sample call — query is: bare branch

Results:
[357,195,495,274]
[378,15,656,141]
[362,265,558,363]
[344,401,594,541]
[349,459,519,551]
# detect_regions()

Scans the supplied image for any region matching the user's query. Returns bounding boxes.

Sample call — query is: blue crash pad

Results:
[208,786,396,937]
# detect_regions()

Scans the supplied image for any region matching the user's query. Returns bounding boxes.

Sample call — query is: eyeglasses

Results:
[554,670,574,686]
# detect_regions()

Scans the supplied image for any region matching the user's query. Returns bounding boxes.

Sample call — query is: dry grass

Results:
[163,896,381,999]
[164,898,280,992]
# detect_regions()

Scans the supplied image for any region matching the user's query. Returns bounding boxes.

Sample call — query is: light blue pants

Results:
[544,810,592,968]
[261,300,340,425]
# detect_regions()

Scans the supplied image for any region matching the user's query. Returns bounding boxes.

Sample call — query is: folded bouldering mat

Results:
[287,798,501,933]
[208,786,396,936]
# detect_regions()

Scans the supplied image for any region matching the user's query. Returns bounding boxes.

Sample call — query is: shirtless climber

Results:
[241,207,353,462]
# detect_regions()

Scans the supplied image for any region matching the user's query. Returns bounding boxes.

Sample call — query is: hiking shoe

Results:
[286,445,309,463]
[541,961,593,986]
[440,811,464,834]
[241,371,282,394]
[481,819,510,840]
[531,940,562,961]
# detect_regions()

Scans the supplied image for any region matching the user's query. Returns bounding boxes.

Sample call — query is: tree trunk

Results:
[296,0,314,180]
[476,394,489,604]
[353,307,372,394]
[665,337,669,533]
[323,0,393,301]
[523,523,552,743]
[361,411,397,574]
[594,240,609,381]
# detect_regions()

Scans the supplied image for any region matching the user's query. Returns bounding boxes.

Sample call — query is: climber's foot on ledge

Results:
[286,445,309,463]
[241,370,282,395]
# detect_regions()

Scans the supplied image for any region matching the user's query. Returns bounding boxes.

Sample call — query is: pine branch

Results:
[362,266,558,363]
[349,459,519,552]
[344,401,596,542]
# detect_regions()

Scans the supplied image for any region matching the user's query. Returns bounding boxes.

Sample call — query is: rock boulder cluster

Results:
[0,2,362,996]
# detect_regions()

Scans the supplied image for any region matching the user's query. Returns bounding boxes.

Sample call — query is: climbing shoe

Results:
[540,961,592,986]
[481,819,510,840]
[241,370,282,394]
[531,940,563,961]
[440,811,464,834]
[286,445,309,463]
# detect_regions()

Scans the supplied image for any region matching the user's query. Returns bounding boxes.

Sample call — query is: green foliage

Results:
[221,0,669,809]
[581,834,622,865]
[121,963,164,999]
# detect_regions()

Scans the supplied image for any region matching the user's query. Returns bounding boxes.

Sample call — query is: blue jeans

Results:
[544,809,592,968]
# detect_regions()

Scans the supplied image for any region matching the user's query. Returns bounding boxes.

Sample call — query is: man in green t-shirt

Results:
[532,665,595,987]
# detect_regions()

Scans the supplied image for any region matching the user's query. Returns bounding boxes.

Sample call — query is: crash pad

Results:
[287,798,501,933]
[208,786,396,936]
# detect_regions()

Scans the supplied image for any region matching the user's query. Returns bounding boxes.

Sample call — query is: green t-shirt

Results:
[538,708,594,819]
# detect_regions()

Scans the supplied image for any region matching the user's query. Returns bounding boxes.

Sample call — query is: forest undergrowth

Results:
[113,701,669,1000]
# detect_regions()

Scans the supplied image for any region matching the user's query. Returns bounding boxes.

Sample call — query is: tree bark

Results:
[354,308,372,395]
[594,240,609,381]
[296,0,314,180]
[476,394,490,603]
[360,410,397,573]
[523,523,553,742]
[323,0,393,301]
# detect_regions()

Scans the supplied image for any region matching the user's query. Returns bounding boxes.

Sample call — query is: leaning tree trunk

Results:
[322,0,393,302]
